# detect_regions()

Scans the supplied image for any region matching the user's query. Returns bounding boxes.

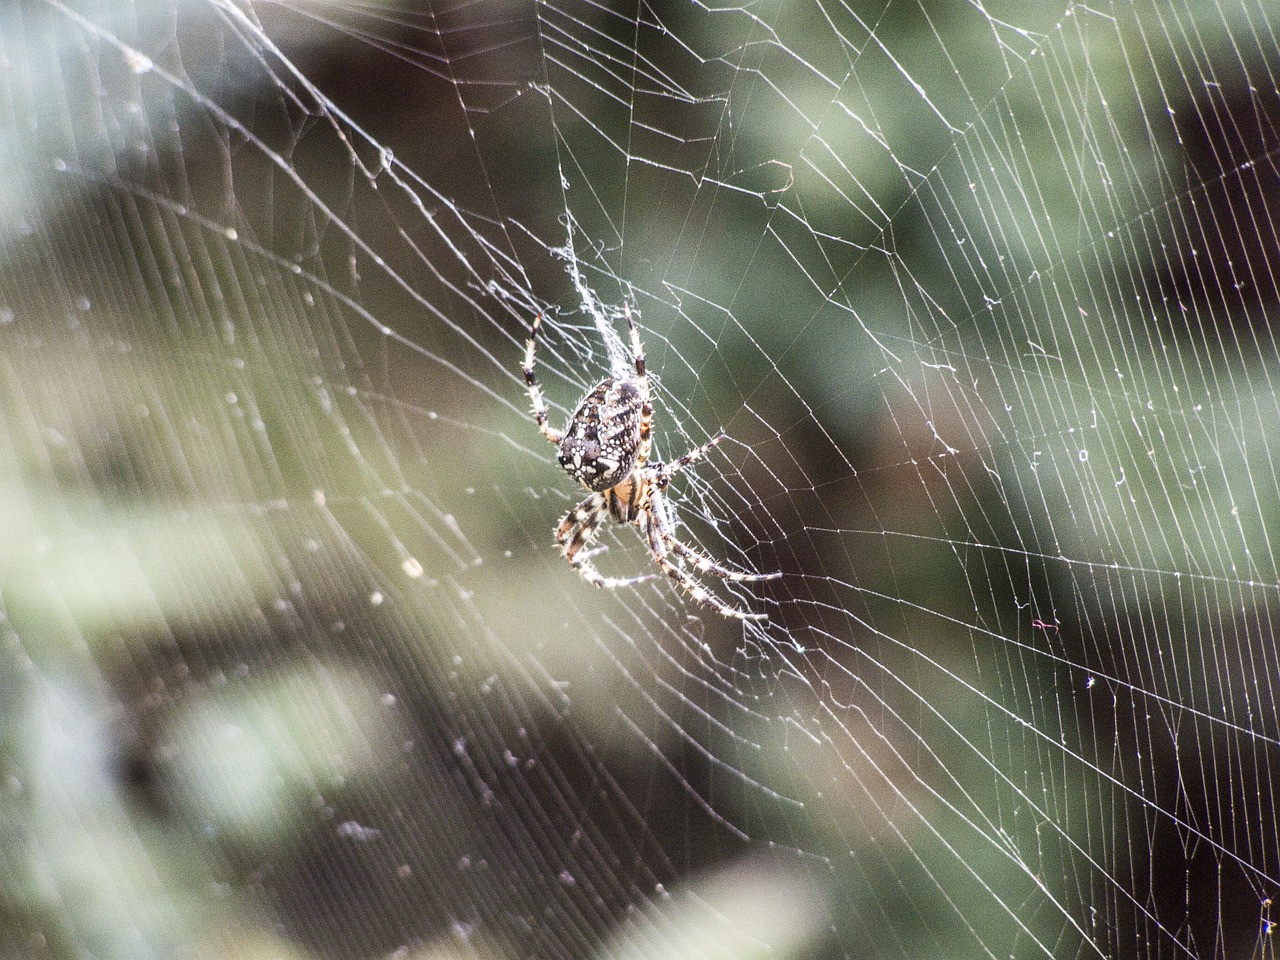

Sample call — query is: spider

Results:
[522,305,780,620]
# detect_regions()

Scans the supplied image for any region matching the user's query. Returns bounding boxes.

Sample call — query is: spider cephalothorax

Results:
[523,305,779,620]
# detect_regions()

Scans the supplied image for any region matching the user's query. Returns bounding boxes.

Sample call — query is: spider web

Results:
[2,1,1279,959]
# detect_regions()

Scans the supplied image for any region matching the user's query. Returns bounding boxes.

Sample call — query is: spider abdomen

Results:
[557,376,643,491]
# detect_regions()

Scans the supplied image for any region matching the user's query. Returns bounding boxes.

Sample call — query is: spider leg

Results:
[661,534,783,583]
[645,475,780,582]
[524,313,564,446]
[575,561,659,591]
[624,303,653,468]
[663,431,727,479]
[576,544,610,564]
[557,492,657,589]
[641,511,767,621]
[556,492,606,564]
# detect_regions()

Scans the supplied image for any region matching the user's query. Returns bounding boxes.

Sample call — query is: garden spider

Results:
[522,305,780,620]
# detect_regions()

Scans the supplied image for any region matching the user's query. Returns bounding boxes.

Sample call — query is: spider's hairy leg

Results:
[624,303,653,467]
[556,492,607,564]
[575,561,659,591]
[664,432,727,479]
[557,492,657,589]
[645,483,773,583]
[623,303,646,380]
[642,512,766,621]
[524,313,564,446]
[662,534,783,583]
[648,486,781,584]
